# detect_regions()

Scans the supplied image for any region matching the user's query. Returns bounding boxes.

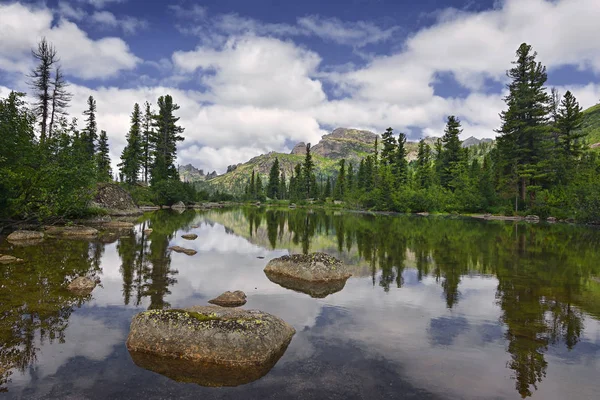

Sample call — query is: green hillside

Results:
[580,103,600,148]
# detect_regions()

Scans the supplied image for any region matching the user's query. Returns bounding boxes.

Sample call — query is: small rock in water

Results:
[0,255,25,264]
[168,246,197,256]
[144,228,153,234]
[257,256,265,259]
[103,221,135,229]
[45,225,98,238]
[208,291,247,307]
[181,233,198,240]
[7,230,44,242]
[68,276,96,293]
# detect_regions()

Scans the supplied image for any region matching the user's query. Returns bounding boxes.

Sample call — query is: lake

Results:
[1,208,600,399]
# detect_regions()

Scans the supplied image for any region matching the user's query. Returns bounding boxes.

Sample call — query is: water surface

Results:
[1,208,600,399]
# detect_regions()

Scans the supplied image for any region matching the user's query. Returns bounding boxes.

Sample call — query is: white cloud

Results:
[78,0,126,9]
[91,10,148,34]
[297,15,399,47]
[0,3,140,80]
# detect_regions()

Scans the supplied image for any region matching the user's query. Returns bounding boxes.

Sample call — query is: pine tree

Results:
[267,157,280,199]
[256,174,263,198]
[323,177,332,199]
[279,170,287,199]
[381,127,397,166]
[28,38,58,144]
[119,103,143,184]
[150,95,185,184]
[346,163,354,195]
[334,159,346,200]
[440,116,464,189]
[141,101,154,183]
[48,66,71,139]
[250,170,256,199]
[82,95,98,158]
[496,43,551,203]
[394,132,408,186]
[556,91,585,160]
[96,130,112,182]
[416,140,432,188]
[303,143,314,198]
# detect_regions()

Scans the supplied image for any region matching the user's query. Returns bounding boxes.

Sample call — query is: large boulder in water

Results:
[0,255,24,264]
[92,183,141,216]
[6,230,44,246]
[45,225,98,239]
[264,252,352,298]
[67,276,97,294]
[126,306,295,387]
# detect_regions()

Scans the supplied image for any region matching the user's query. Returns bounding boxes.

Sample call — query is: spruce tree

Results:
[440,116,464,189]
[141,101,154,183]
[82,95,98,158]
[28,38,58,144]
[334,159,346,200]
[496,43,551,203]
[323,177,332,199]
[150,95,185,184]
[250,170,256,199]
[48,66,71,139]
[96,130,112,182]
[256,174,263,198]
[303,143,314,198]
[346,163,354,195]
[119,103,143,184]
[394,132,408,186]
[556,91,585,160]
[267,157,280,199]
[279,170,287,200]
[381,127,397,166]
[416,140,432,188]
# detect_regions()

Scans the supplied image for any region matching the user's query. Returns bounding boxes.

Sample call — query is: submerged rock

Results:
[7,230,44,242]
[126,306,295,387]
[45,225,98,239]
[0,255,24,264]
[168,246,197,256]
[208,291,247,307]
[181,233,198,240]
[264,253,352,298]
[68,276,96,293]
[102,221,135,229]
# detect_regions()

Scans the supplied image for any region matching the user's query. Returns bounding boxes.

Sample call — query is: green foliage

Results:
[96,130,112,182]
[151,180,197,206]
[119,103,143,184]
[267,157,280,199]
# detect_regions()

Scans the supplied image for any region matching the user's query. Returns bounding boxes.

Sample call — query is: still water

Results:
[1,208,600,399]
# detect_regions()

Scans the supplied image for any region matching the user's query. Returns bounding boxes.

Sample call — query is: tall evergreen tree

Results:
[440,115,464,189]
[556,91,585,160]
[279,170,287,199]
[394,132,408,186]
[119,103,143,184]
[323,177,332,199]
[381,127,397,166]
[256,174,263,198]
[82,95,98,157]
[303,143,314,198]
[415,140,432,189]
[496,43,551,203]
[150,95,185,184]
[141,101,154,183]
[48,66,71,139]
[96,130,112,182]
[334,159,346,200]
[267,157,281,199]
[250,170,256,198]
[28,38,58,144]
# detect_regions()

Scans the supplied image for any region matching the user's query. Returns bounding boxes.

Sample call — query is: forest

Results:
[244,43,600,222]
[1,39,599,224]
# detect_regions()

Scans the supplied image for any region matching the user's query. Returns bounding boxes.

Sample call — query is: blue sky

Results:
[1,0,599,173]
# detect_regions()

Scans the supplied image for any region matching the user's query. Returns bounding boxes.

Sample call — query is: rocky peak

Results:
[291,142,307,155]
[325,128,378,143]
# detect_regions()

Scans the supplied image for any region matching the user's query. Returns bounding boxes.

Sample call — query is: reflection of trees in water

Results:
[231,208,600,398]
[119,210,195,309]
[0,239,101,392]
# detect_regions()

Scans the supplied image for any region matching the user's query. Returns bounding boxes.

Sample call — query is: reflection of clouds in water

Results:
[428,316,469,346]
[9,314,125,396]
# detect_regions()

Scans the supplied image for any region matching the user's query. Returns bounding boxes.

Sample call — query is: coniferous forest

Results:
[2,40,600,224]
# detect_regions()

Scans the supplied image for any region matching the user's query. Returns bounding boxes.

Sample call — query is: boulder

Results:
[68,276,96,294]
[168,246,197,256]
[0,255,24,264]
[181,233,198,240]
[208,291,247,307]
[102,221,135,229]
[92,183,141,215]
[264,253,352,298]
[126,306,295,387]
[172,201,186,209]
[45,225,98,239]
[7,230,44,242]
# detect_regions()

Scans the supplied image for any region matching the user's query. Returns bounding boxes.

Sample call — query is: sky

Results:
[1,0,600,174]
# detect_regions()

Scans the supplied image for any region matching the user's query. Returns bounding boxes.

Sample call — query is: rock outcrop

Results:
[264,253,352,298]
[290,142,307,155]
[168,246,197,256]
[0,255,24,264]
[45,225,98,239]
[92,183,141,216]
[126,306,295,387]
[208,291,247,307]
[67,277,96,294]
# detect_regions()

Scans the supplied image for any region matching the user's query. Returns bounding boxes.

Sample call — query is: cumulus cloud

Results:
[297,15,399,47]
[0,2,140,79]
[91,10,148,34]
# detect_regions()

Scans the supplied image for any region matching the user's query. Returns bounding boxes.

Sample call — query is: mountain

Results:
[461,136,494,148]
[178,164,218,183]
[196,128,495,194]
[580,103,600,149]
